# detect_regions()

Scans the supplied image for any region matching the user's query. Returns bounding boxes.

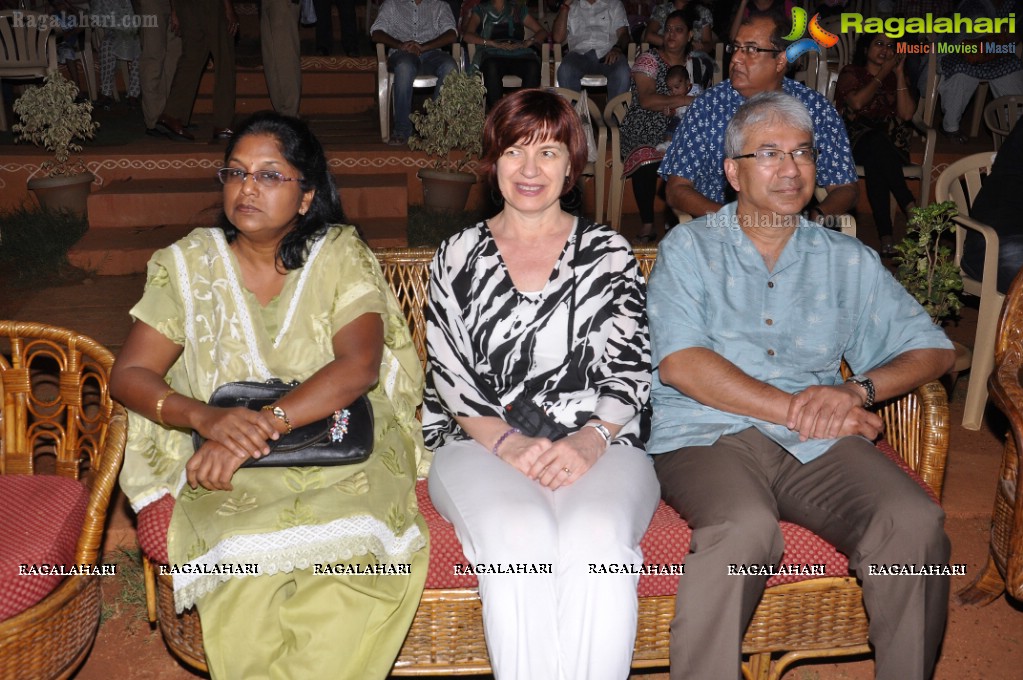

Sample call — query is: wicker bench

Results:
[139,246,951,680]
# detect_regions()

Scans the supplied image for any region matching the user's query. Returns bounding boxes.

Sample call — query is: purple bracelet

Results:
[492,427,521,456]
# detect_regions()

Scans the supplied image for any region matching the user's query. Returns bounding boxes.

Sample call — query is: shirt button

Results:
[767,349,775,356]
[765,319,773,326]
[767,281,775,288]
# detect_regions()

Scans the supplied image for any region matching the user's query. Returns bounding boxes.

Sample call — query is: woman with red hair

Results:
[423,89,659,679]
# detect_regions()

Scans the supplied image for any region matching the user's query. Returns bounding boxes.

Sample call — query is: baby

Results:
[657,65,703,150]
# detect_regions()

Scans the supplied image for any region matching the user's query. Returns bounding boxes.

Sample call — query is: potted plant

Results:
[894,200,964,323]
[894,200,969,371]
[12,71,99,217]
[408,70,485,211]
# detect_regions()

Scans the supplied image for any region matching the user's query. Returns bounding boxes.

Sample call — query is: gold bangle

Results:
[155,388,175,426]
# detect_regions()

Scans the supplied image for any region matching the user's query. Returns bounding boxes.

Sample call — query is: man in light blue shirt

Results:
[647,92,954,680]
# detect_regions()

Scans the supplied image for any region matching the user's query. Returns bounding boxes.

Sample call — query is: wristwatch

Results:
[845,375,875,408]
[584,422,612,445]
[261,404,293,434]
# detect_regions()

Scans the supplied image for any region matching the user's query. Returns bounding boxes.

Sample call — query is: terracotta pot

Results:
[27,171,94,217]
[417,169,476,212]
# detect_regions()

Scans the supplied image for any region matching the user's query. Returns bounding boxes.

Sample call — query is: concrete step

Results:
[68,224,197,276]
[336,173,408,220]
[69,219,408,276]
[87,173,408,228]
[196,92,375,116]
[88,178,222,229]
[197,63,376,96]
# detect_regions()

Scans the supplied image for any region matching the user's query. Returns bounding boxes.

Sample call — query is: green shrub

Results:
[406,205,487,247]
[0,205,89,283]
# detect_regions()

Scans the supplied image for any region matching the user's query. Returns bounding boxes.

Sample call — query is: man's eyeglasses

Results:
[726,43,782,57]
[217,168,305,188]
[730,147,819,167]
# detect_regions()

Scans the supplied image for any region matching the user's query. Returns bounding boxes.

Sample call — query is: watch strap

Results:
[846,375,875,408]
[583,422,612,444]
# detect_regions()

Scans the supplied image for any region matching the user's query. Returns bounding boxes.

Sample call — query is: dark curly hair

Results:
[216,111,346,270]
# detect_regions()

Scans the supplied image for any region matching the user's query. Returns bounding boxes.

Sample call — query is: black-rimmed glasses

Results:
[726,43,783,57]
[217,168,305,188]
[730,147,819,166]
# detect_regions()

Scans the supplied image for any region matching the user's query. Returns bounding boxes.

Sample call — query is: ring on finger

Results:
[562,467,571,475]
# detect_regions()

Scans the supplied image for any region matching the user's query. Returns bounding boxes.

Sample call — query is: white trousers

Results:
[428,440,660,680]
[938,70,1023,132]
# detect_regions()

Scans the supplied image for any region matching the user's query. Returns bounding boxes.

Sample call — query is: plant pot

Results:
[417,169,477,212]
[27,171,95,218]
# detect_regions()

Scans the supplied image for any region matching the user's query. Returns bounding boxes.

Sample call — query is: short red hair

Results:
[479,89,589,197]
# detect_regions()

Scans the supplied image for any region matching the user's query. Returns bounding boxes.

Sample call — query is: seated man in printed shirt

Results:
[660,13,859,224]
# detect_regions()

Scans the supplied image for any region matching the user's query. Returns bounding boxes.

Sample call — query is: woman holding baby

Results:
[619,10,712,243]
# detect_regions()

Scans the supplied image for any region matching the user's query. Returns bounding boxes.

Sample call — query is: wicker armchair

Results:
[141,247,950,680]
[960,269,1023,606]
[0,321,127,680]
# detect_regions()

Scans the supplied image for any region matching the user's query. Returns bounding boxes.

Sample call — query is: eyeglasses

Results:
[871,39,897,51]
[726,43,782,57]
[216,168,305,188]
[730,147,819,166]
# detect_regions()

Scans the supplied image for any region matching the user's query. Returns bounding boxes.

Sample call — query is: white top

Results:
[566,0,629,59]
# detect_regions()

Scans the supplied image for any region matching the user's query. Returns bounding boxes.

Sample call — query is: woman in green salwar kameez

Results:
[112,112,428,680]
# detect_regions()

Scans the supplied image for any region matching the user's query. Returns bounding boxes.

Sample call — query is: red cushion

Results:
[137,440,933,598]
[136,494,174,565]
[0,475,90,621]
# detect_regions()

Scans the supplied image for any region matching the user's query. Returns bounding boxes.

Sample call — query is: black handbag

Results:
[503,392,571,441]
[191,379,374,468]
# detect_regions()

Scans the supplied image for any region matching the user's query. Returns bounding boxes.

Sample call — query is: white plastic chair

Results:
[375,42,462,143]
[603,91,632,232]
[935,151,1002,430]
[552,42,636,91]
[0,8,58,131]
[548,86,607,224]
[984,95,1023,150]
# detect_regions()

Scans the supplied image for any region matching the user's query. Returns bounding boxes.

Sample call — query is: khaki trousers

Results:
[653,428,949,680]
[195,545,428,680]
[260,0,301,117]
[162,0,235,129]
[138,0,180,129]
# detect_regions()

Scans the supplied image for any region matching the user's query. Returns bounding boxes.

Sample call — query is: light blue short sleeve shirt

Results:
[646,203,953,462]
[658,79,858,203]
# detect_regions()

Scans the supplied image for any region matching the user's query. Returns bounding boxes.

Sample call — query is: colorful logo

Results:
[784,8,839,62]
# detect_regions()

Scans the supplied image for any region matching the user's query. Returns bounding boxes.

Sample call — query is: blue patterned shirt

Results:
[658,79,858,203]
[646,203,953,462]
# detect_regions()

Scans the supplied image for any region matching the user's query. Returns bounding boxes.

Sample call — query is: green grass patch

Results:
[100,547,148,627]
[406,204,489,247]
[0,205,89,285]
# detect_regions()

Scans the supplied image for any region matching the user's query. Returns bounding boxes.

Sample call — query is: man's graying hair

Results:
[724,92,815,158]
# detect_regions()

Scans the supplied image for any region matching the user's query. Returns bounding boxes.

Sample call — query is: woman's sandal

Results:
[635,231,658,245]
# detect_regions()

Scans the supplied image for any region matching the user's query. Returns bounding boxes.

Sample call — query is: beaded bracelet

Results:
[492,427,521,457]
